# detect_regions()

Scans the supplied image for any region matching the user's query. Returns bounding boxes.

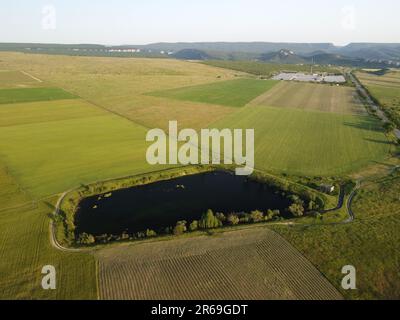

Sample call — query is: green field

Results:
[252,82,364,115]
[273,170,400,299]
[0,52,397,300]
[0,99,162,197]
[149,79,278,108]
[215,105,390,176]
[0,195,97,299]
[356,70,400,126]
[0,87,76,105]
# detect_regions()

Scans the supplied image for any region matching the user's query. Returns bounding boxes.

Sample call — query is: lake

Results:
[75,171,291,236]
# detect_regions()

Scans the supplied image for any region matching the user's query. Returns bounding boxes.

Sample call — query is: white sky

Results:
[0,0,399,45]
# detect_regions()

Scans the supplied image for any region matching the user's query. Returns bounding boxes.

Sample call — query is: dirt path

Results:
[20,70,43,83]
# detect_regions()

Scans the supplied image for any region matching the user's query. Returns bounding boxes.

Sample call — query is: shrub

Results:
[189,220,199,232]
[250,210,264,223]
[288,203,305,217]
[173,221,187,235]
[216,212,227,223]
[146,229,157,238]
[227,214,240,225]
[78,233,95,245]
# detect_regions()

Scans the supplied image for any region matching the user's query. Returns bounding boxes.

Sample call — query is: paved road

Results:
[349,72,400,139]
[321,185,346,214]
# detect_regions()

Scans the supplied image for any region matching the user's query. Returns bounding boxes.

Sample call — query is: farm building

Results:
[319,184,336,194]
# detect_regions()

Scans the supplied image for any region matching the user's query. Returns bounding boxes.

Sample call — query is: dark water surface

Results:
[75,171,291,236]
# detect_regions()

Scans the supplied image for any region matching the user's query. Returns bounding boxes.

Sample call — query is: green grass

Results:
[0,87,76,105]
[0,99,163,197]
[215,105,390,176]
[149,79,278,108]
[273,170,400,299]
[0,197,97,299]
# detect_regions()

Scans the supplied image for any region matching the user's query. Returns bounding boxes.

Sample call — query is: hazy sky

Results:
[0,0,399,45]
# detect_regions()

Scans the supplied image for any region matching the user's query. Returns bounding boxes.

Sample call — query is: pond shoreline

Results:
[55,165,331,248]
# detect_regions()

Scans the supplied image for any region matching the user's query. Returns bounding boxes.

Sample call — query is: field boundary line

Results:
[20,70,43,83]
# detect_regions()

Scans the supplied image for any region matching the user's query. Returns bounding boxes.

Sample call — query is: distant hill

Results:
[173,49,212,60]
[338,43,400,62]
[1,42,399,67]
[140,42,336,55]
[259,49,307,64]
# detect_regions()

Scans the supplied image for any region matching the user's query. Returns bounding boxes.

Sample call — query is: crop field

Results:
[0,52,240,130]
[0,165,32,211]
[356,71,400,105]
[0,70,41,88]
[0,87,76,105]
[97,228,342,300]
[0,98,164,197]
[149,79,278,108]
[215,104,389,176]
[0,52,395,300]
[274,169,400,299]
[0,162,97,299]
[251,82,365,115]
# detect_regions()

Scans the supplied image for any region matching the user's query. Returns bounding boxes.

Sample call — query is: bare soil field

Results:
[251,82,365,115]
[96,228,343,300]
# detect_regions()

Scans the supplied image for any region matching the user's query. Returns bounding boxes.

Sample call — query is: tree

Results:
[215,212,226,223]
[250,210,264,223]
[288,203,305,217]
[173,221,187,235]
[199,209,222,229]
[383,122,395,133]
[146,229,157,238]
[189,220,199,232]
[78,233,95,245]
[227,214,240,226]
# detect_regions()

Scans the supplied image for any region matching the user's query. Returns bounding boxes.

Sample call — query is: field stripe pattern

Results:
[97,228,343,300]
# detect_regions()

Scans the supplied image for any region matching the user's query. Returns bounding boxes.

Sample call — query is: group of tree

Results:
[77,195,311,246]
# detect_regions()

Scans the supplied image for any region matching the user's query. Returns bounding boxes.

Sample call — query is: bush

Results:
[250,210,264,223]
[288,203,305,217]
[173,221,187,236]
[265,209,280,221]
[78,233,95,245]
[227,214,240,225]
[216,212,226,223]
[146,229,157,238]
[189,220,199,232]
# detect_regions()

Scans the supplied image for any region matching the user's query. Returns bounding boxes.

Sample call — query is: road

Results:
[349,72,400,139]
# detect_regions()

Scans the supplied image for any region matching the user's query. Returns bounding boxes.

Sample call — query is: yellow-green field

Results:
[251,82,365,115]
[0,52,240,130]
[215,105,390,176]
[355,70,400,126]
[149,79,278,108]
[355,71,400,106]
[274,169,400,299]
[97,228,342,300]
[0,164,97,299]
[0,70,42,88]
[0,52,396,300]
[0,98,163,197]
